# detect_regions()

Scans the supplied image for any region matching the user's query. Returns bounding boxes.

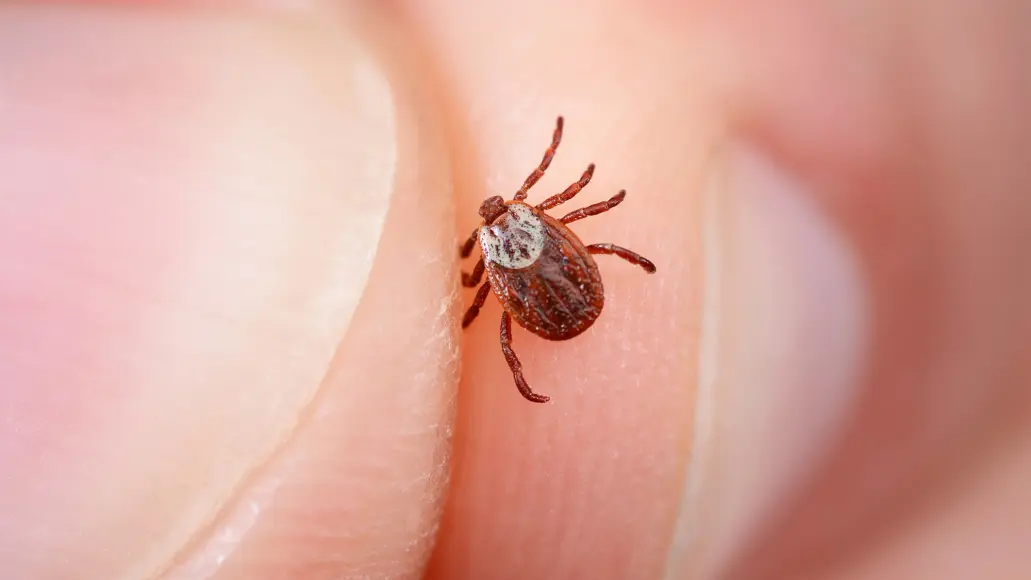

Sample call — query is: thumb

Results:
[0,4,453,579]
[671,1,1031,578]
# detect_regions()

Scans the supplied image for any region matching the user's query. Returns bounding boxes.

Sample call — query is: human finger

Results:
[0,4,454,579]
[395,1,1031,579]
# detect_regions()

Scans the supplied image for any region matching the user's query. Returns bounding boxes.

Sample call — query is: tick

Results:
[459,116,656,403]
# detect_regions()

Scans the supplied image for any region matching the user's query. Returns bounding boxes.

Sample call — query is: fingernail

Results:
[0,5,395,579]
[666,144,868,578]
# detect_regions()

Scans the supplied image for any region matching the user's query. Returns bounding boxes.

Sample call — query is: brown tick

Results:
[459,116,656,403]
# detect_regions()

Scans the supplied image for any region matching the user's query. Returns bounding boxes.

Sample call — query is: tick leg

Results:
[462,281,493,328]
[560,190,626,224]
[500,312,550,403]
[514,116,563,201]
[459,227,479,259]
[537,163,595,211]
[587,243,657,273]
[462,257,485,287]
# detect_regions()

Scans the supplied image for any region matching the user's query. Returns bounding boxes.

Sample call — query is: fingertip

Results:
[164,8,459,580]
[0,4,454,579]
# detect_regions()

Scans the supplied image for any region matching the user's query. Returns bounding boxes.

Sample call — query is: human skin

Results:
[0,1,1028,579]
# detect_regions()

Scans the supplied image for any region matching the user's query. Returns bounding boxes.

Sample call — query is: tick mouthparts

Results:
[478,195,507,223]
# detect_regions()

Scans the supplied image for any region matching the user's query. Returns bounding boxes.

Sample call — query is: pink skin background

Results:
[1,1,1030,580]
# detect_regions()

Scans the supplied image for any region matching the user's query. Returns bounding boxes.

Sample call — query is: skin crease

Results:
[0,2,1028,580]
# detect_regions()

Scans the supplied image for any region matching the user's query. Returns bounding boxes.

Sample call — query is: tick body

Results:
[460,116,656,403]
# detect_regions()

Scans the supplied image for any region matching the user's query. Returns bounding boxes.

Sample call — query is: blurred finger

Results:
[0,4,454,579]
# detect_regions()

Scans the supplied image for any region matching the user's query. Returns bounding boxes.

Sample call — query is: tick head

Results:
[478,196,507,224]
